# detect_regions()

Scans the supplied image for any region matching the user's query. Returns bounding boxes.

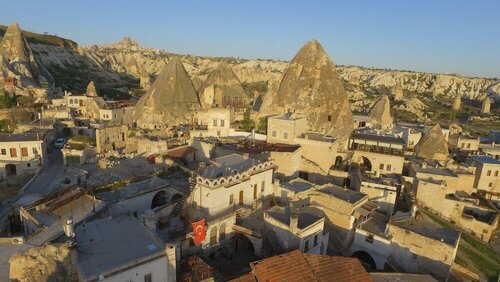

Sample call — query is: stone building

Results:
[266,113,307,144]
[95,124,129,153]
[0,132,48,177]
[349,131,405,175]
[448,134,480,153]
[191,107,231,138]
[264,206,329,255]
[469,156,500,193]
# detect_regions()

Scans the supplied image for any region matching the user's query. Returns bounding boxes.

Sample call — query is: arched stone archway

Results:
[334,156,343,169]
[151,190,167,209]
[352,250,377,270]
[170,193,183,202]
[210,226,218,244]
[5,164,16,176]
[361,156,372,172]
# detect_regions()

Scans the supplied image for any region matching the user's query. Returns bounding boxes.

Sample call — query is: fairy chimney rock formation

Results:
[452,94,461,111]
[266,40,353,138]
[369,95,393,129]
[482,97,492,114]
[198,61,250,109]
[134,57,201,129]
[414,124,449,162]
[392,82,404,101]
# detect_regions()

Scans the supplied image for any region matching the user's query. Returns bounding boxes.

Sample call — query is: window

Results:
[379,163,384,170]
[314,234,318,246]
[272,131,276,137]
[229,194,234,205]
[144,274,152,282]
[489,182,493,188]
[283,132,288,139]
[365,234,374,243]
[220,119,225,127]
[32,148,37,155]
[21,147,28,157]
[10,148,17,158]
[386,164,392,171]
[304,240,310,252]
[1,149,5,155]
[261,180,265,192]
[212,119,217,127]
[466,143,471,149]
[483,229,488,234]
[27,163,31,167]
[495,171,499,177]
[327,115,332,122]
[253,184,257,199]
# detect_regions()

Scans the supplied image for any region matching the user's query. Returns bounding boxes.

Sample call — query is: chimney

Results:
[290,213,299,233]
[63,218,75,239]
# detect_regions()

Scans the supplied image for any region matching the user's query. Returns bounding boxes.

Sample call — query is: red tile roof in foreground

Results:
[230,250,373,282]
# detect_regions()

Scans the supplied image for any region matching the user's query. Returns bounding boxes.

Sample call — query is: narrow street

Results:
[21,150,64,196]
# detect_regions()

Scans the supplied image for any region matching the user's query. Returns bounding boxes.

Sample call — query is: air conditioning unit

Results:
[11,236,25,245]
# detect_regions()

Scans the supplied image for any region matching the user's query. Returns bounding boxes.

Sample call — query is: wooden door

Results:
[239,190,244,205]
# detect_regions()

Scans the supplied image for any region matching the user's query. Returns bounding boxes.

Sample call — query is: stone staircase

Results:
[170,173,196,217]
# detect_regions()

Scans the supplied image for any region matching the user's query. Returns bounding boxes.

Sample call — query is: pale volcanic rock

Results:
[394,97,430,122]
[452,94,461,111]
[369,95,393,129]
[198,61,250,109]
[392,82,404,101]
[0,22,42,85]
[85,81,98,97]
[414,124,449,162]
[263,40,354,138]
[9,243,77,282]
[134,57,201,128]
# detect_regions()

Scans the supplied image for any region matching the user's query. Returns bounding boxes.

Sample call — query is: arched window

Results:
[210,227,218,244]
[219,223,226,241]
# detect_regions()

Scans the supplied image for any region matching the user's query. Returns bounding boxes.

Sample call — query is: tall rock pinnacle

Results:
[134,57,201,129]
[369,95,393,129]
[414,124,449,162]
[0,22,41,84]
[198,61,250,109]
[269,40,353,138]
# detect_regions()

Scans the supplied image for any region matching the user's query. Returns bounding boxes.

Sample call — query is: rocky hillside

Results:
[1,23,498,123]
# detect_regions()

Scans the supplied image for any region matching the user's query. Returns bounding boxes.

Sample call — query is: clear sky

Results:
[1,0,499,78]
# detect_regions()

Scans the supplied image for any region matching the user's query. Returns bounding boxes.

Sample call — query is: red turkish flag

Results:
[192,219,206,244]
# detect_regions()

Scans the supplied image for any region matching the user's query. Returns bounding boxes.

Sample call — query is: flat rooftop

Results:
[201,154,263,178]
[317,185,367,204]
[281,178,315,193]
[269,113,305,121]
[0,132,45,142]
[76,216,166,281]
[265,206,323,230]
[471,155,500,165]
[389,213,460,246]
[359,210,389,238]
[351,132,406,145]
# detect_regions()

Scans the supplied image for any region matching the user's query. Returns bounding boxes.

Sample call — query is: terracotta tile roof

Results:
[231,250,372,282]
[230,273,257,282]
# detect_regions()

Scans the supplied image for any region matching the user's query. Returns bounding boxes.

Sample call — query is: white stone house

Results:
[0,132,48,177]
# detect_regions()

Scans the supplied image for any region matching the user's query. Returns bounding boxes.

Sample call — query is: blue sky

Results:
[1,0,499,78]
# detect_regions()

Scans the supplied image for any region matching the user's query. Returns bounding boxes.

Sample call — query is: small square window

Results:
[488,182,493,188]
[386,164,392,171]
[212,119,218,127]
[365,234,374,243]
[1,149,6,155]
[327,115,332,122]
[495,171,499,177]
[379,163,384,170]
[220,119,225,127]
[144,274,152,282]
[487,170,492,176]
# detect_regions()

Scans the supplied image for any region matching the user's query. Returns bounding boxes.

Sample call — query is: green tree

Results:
[241,109,255,132]
[0,96,13,109]
[257,117,267,134]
